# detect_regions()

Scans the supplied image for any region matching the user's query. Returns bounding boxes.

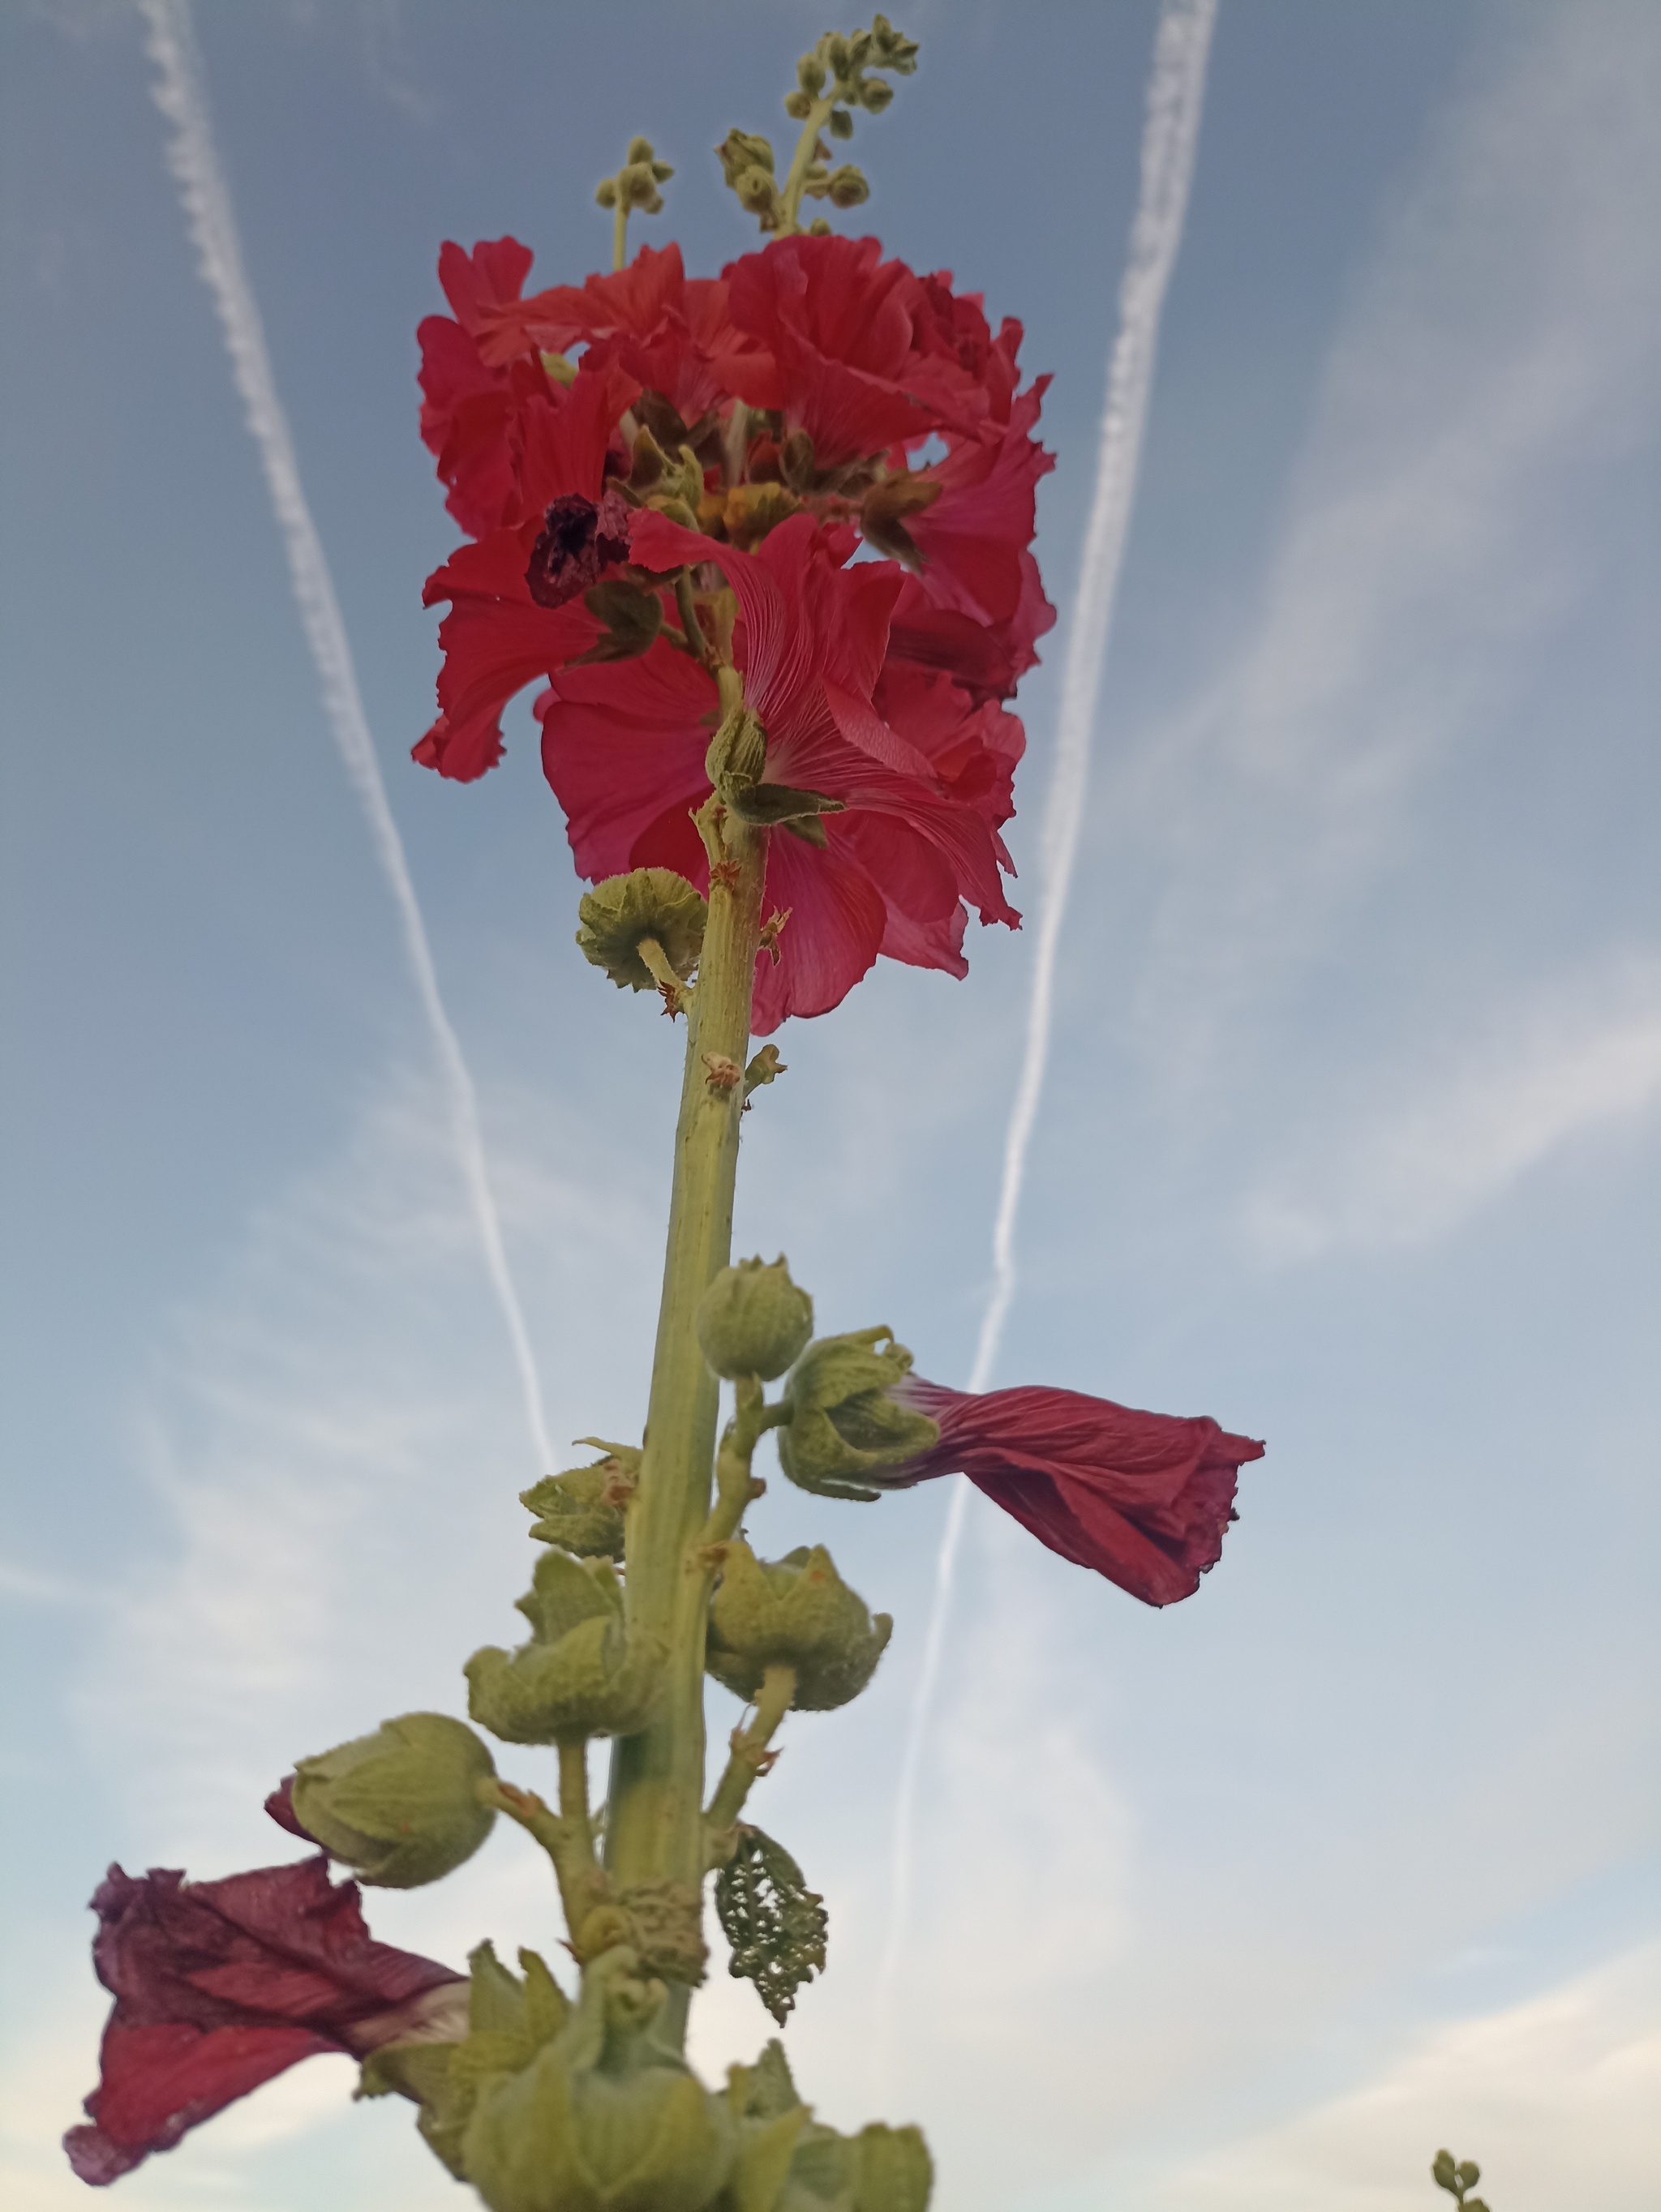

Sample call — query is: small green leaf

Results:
[715,1826,829,2025]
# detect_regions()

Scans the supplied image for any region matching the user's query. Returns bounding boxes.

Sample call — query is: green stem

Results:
[702,1377,788,1547]
[604,800,767,2044]
[612,199,629,272]
[704,1661,796,1842]
[779,100,835,234]
[483,1772,608,1954]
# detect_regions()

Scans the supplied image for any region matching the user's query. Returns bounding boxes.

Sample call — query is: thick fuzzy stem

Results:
[604,802,766,2043]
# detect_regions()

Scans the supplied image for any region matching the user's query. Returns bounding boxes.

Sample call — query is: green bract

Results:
[706,1541,891,1712]
[576,871,708,994]
[697,1257,814,1381]
[466,1553,663,1747]
[776,1329,940,1502]
[288,1712,496,1889]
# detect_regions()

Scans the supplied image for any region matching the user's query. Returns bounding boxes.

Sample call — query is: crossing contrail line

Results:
[869,0,1220,2080]
[139,0,556,1476]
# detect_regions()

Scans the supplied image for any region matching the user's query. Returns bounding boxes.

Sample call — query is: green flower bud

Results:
[697,1256,813,1381]
[466,1553,662,1746]
[783,89,814,121]
[736,167,783,223]
[860,78,895,114]
[826,34,852,77]
[797,53,827,96]
[827,165,869,208]
[289,1713,496,1888]
[828,107,856,140]
[520,1453,633,1560]
[462,1951,736,2212]
[626,135,656,165]
[717,128,776,186]
[776,1328,940,1501]
[577,869,707,995]
[706,1541,891,1712]
[594,178,619,209]
[870,17,920,73]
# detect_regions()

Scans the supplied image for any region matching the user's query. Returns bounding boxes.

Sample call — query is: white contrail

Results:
[139,0,556,1476]
[869,0,1219,2073]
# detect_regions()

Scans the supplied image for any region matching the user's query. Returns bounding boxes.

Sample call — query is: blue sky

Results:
[2,3,1657,2209]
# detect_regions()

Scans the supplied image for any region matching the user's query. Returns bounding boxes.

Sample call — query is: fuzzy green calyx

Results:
[520,1451,636,1561]
[726,2043,934,2212]
[697,1257,813,1381]
[358,1940,569,2180]
[706,1541,891,1711]
[461,1948,737,2212]
[289,1713,496,1889]
[466,1552,663,1746]
[775,1328,938,1501]
[577,870,707,995]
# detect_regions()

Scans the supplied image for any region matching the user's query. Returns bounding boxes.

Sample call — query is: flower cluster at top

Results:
[414,116,1054,1031]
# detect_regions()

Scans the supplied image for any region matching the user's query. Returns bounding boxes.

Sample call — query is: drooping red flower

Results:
[63,1858,466,2185]
[882,1380,1265,1607]
[538,508,1021,1030]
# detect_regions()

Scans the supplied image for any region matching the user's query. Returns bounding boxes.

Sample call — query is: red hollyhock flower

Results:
[538,508,1021,1031]
[474,240,751,434]
[719,234,1021,461]
[417,237,539,540]
[414,354,642,781]
[882,1379,1265,1607]
[884,381,1058,701]
[63,1858,465,2185]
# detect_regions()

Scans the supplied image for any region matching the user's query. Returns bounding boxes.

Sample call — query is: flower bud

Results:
[783,89,814,120]
[461,1951,736,2212]
[519,1455,631,1561]
[466,1553,662,1746]
[777,1328,940,1500]
[826,164,869,208]
[860,77,895,113]
[576,869,707,994]
[287,1713,496,1889]
[706,1541,891,1712]
[697,1257,813,1381]
[796,53,827,96]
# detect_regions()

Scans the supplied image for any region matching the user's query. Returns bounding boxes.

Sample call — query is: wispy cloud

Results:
[1116,2,1661,1100]
[1244,949,1661,1260]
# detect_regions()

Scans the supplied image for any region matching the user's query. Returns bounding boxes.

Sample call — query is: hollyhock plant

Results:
[65,1858,466,2185]
[71,21,1263,2209]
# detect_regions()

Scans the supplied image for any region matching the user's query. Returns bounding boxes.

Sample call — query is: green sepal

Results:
[775,1330,938,1500]
[577,870,708,994]
[466,1552,663,1746]
[572,580,664,667]
[289,1712,496,1888]
[461,1948,738,2212]
[727,785,845,829]
[706,1541,891,1712]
